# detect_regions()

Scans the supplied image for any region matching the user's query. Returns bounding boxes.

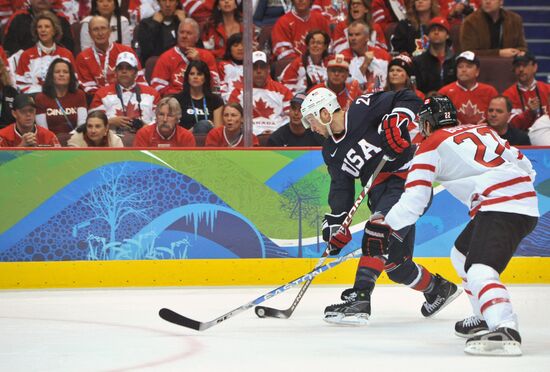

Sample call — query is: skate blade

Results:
[455,329,490,339]
[423,288,463,318]
[464,340,522,356]
[323,312,369,326]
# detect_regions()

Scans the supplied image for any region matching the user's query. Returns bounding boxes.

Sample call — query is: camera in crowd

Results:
[130,118,144,131]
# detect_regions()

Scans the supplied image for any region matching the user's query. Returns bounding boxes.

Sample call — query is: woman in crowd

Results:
[0,58,17,129]
[391,0,440,56]
[68,110,124,147]
[218,32,243,101]
[205,102,259,147]
[15,11,75,94]
[202,0,244,59]
[279,30,330,94]
[332,0,387,53]
[80,0,131,50]
[35,58,87,136]
[173,60,224,133]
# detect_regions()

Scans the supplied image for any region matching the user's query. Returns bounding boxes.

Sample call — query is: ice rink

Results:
[1,285,549,372]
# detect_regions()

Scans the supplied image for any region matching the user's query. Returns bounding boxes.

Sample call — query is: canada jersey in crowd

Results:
[322,89,422,181]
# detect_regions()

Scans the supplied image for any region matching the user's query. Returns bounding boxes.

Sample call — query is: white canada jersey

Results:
[385,124,539,231]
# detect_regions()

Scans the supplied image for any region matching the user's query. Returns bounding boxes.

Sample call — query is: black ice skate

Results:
[464,327,522,356]
[324,288,371,325]
[455,316,489,338]
[421,274,462,317]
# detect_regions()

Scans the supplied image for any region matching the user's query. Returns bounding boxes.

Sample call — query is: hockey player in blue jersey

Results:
[300,87,461,324]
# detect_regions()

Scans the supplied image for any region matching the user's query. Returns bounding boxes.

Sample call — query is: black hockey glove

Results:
[362,213,392,256]
[380,113,410,161]
[322,212,352,256]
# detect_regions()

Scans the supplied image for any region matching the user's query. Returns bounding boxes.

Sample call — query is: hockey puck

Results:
[255,307,265,318]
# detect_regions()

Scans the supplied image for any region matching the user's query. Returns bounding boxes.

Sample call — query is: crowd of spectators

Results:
[0,0,548,148]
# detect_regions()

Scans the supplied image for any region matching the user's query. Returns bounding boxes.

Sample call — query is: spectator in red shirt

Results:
[205,102,259,147]
[202,0,244,59]
[503,52,550,130]
[35,58,88,135]
[133,96,196,147]
[0,94,60,147]
[439,51,498,125]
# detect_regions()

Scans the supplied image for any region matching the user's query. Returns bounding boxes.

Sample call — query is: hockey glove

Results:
[322,212,352,256]
[362,213,392,256]
[380,113,411,161]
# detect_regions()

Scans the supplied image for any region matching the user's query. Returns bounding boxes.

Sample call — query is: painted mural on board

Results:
[0,149,548,262]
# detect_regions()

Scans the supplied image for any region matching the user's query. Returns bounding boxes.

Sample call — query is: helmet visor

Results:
[301,113,323,130]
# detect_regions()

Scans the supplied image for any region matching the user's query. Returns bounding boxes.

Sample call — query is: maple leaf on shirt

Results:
[253,98,275,118]
[458,100,485,125]
[114,102,141,119]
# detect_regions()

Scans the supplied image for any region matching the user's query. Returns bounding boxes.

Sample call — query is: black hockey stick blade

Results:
[159,308,203,331]
[254,305,291,319]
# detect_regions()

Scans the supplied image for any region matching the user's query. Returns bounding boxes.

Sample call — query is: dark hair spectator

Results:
[218,33,244,101]
[391,0,440,56]
[486,95,531,146]
[35,58,88,135]
[173,60,224,131]
[68,110,124,147]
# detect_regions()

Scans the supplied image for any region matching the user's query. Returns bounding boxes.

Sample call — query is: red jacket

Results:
[205,126,259,147]
[503,81,550,130]
[0,124,60,147]
[133,123,196,147]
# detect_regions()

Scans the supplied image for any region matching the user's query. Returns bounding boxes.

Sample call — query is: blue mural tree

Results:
[281,180,321,257]
[81,163,154,248]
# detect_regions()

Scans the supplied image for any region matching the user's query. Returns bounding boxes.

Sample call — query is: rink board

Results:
[0,148,548,289]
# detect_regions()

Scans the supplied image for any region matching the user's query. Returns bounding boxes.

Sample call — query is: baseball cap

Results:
[116,51,139,69]
[513,51,536,65]
[388,54,414,76]
[291,92,307,106]
[252,51,268,64]
[327,54,349,70]
[456,51,480,67]
[13,94,36,110]
[427,16,450,33]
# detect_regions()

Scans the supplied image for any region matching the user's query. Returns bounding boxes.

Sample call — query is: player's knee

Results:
[385,259,417,285]
[450,246,467,279]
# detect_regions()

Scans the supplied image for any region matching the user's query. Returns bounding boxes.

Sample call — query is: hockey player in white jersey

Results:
[365,96,539,356]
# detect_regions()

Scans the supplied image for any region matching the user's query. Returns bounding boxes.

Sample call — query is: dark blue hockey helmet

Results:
[418,96,458,136]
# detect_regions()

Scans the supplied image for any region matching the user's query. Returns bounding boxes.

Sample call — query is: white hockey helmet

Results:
[300,88,341,132]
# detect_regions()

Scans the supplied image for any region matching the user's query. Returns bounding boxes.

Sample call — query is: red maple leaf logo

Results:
[458,100,485,125]
[114,102,141,119]
[172,66,186,91]
[253,98,274,118]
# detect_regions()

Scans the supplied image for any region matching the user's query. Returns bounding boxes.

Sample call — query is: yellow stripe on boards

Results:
[1,257,549,289]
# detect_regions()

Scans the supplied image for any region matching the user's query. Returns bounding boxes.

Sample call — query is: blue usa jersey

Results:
[322,89,422,214]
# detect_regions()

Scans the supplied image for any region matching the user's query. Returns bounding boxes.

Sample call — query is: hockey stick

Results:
[158,248,363,331]
[254,157,388,319]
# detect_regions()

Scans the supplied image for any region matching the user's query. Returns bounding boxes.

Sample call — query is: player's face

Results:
[13,106,36,130]
[456,61,479,84]
[156,104,178,137]
[36,19,55,45]
[349,0,367,20]
[89,17,111,46]
[115,63,137,87]
[253,63,269,88]
[86,117,108,144]
[414,0,431,13]
[223,106,243,133]
[307,34,327,58]
[513,61,537,85]
[304,108,331,137]
[178,23,198,48]
[347,25,368,53]
[481,0,502,14]
[96,0,115,17]
[218,0,237,13]
[52,62,70,87]
[388,65,407,88]
[159,0,178,17]
[187,67,205,89]
[230,42,244,61]
[486,98,511,129]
